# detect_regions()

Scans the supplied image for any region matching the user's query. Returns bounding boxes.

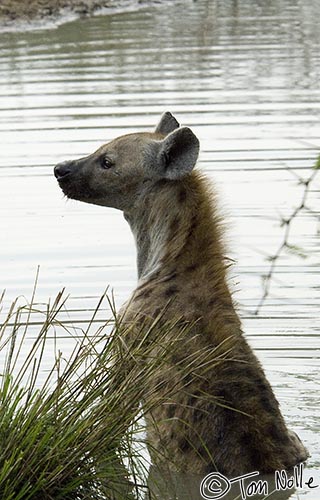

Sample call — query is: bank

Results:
[0,0,152,26]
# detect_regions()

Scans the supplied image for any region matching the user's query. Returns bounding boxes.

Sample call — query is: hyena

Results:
[54,112,308,476]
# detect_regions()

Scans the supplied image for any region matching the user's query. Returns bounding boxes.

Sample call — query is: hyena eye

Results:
[101,157,114,170]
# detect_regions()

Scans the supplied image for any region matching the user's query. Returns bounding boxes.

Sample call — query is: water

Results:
[0,0,319,498]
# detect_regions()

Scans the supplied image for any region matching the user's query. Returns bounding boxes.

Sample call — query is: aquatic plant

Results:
[0,285,189,500]
[0,253,235,500]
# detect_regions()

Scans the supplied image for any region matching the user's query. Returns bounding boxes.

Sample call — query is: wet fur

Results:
[55,112,309,476]
[122,172,308,475]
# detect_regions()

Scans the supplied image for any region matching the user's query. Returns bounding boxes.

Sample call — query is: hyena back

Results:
[54,112,308,476]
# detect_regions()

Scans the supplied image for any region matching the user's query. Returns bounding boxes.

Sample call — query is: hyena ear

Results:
[157,127,200,180]
[155,111,180,136]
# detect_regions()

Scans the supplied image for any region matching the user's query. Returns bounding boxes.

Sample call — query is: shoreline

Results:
[0,0,153,28]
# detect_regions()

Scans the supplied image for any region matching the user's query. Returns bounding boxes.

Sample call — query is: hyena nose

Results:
[54,161,72,180]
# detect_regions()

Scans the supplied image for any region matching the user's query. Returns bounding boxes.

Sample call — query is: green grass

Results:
[0,284,186,500]
[0,275,232,500]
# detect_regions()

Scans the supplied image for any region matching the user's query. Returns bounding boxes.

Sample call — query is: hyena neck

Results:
[125,172,229,288]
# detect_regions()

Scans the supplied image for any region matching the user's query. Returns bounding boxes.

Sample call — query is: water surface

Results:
[0,1,319,498]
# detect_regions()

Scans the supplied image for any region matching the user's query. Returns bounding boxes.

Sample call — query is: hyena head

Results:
[54,112,200,213]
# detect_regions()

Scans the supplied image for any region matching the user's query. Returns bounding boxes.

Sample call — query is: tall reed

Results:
[0,287,188,500]
[0,276,230,500]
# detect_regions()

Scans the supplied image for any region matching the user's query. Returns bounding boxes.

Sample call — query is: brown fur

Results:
[122,173,308,475]
[54,112,308,476]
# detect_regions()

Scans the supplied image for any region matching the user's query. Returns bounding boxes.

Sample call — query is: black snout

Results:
[54,161,72,181]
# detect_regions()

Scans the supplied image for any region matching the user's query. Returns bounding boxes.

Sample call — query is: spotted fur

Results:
[54,112,308,476]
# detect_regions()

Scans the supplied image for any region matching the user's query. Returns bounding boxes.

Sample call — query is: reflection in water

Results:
[0,0,319,498]
[147,466,297,500]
